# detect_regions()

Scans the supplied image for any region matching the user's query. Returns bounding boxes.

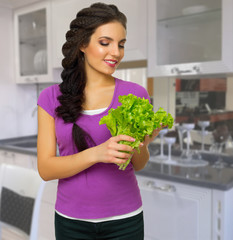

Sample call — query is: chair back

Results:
[0,164,45,240]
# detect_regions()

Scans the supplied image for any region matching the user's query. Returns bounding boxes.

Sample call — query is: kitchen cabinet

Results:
[14,1,53,83]
[212,189,233,240]
[0,150,15,165]
[137,175,212,240]
[147,0,233,77]
[51,0,147,68]
[137,174,233,240]
[0,149,35,168]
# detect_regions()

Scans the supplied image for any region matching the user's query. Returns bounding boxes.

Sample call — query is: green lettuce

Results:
[99,94,174,170]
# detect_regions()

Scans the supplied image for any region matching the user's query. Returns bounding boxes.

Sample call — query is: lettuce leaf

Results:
[99,94,174,170]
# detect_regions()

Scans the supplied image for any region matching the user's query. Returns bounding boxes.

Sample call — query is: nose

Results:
[110,43,121,58]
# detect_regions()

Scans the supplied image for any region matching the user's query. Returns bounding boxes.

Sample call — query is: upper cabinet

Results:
[14,1,52,83]
[51,0,147,69]
[147,0,233,77]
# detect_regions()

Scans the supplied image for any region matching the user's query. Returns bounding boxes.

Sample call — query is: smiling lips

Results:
[104,59,118,68]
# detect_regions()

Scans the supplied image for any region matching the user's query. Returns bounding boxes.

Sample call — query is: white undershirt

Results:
[56,206,143,223]
[56,107,143,222]
[82,107,107,115]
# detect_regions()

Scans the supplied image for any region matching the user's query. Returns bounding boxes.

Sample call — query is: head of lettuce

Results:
[99,94,174,170]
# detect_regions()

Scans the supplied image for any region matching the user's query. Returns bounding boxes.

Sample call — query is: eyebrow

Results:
[98,36,126,42]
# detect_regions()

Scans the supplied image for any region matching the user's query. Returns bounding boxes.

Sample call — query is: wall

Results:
[0,7,37,139]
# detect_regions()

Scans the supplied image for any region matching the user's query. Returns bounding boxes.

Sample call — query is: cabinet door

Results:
[212,189,233,240]
[14,1,53,83]
[0,150,15,165]
[13,152,35,169]
[137,175,212,240]
[0,150,36,168]
[148,0,233,77]
[51,0,147,68]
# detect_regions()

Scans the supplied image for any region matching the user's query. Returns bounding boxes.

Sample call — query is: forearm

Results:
[38,147,96,181]
[131,144,150,171]
[38,134,135,181]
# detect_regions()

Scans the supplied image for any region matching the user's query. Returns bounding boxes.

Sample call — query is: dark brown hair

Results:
[55,2,127,152]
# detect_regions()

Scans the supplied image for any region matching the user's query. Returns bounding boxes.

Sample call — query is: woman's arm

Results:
[37,106,135,181]
[131,127,162,171]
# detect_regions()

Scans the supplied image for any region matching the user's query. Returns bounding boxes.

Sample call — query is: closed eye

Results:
[99,41,109,46]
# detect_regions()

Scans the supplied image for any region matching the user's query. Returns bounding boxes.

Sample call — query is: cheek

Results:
[87,45,105,59]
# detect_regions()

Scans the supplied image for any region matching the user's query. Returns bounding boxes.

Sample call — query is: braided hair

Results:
[55,3,127,152]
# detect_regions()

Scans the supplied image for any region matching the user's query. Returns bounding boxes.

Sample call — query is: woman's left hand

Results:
[141,125,166,147]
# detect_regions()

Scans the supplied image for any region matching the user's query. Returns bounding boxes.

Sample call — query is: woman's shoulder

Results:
[37,84,61,117]
[39,84,60,97]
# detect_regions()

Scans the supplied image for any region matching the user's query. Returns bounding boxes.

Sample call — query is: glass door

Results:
[147,0,233,77]
[156,0,222,65]
[18,8,48,77]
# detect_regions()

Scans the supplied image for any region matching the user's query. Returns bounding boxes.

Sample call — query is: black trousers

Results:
[55,211,144,240]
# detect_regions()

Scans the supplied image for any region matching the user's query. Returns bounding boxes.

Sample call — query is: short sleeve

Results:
[37,85,57,118]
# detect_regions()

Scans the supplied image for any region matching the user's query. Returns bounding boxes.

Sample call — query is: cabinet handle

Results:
[171,67,192,74]
[172,67,201,75]
[146,180,176,192]
[25,77,38,82]
[193,65,200,73]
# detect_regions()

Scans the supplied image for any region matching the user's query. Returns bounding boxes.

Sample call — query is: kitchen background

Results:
[0,0,233,239]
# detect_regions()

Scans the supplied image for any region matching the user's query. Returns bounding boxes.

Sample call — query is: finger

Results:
[108,140,134,153]
[114,150,132,160]
[117,143,134,153]
[114,135,135,143]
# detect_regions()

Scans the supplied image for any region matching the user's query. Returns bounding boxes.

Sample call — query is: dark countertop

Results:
[136,144,233,191]
[1,136,233,191]
[0,135,37,156]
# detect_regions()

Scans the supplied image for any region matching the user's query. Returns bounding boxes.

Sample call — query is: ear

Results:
[80,46,85,53]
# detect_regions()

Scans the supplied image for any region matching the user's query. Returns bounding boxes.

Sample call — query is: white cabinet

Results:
[147,0,233,77]
[0,150,15,165]
[0,149,36,168]
[212,189,233,240]
[137,175,212,240]
[51,0,147,68]
[14,1,53,83]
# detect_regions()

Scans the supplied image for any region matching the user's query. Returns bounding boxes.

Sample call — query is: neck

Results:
[86,73,115,88]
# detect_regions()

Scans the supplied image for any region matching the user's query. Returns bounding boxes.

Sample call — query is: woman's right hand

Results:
[92,135,135,165]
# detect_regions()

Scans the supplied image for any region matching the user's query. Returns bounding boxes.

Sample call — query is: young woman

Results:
[37,3,161,239]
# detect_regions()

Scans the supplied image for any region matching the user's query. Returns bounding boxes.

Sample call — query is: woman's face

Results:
[81,21,126,77]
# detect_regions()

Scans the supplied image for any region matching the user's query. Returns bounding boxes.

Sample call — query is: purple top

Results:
[37,78,150,219]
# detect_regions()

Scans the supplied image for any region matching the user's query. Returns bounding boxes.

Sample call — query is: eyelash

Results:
[99,42,125,48]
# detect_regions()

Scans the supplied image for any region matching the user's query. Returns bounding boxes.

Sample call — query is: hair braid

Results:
[55,3,127,152]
